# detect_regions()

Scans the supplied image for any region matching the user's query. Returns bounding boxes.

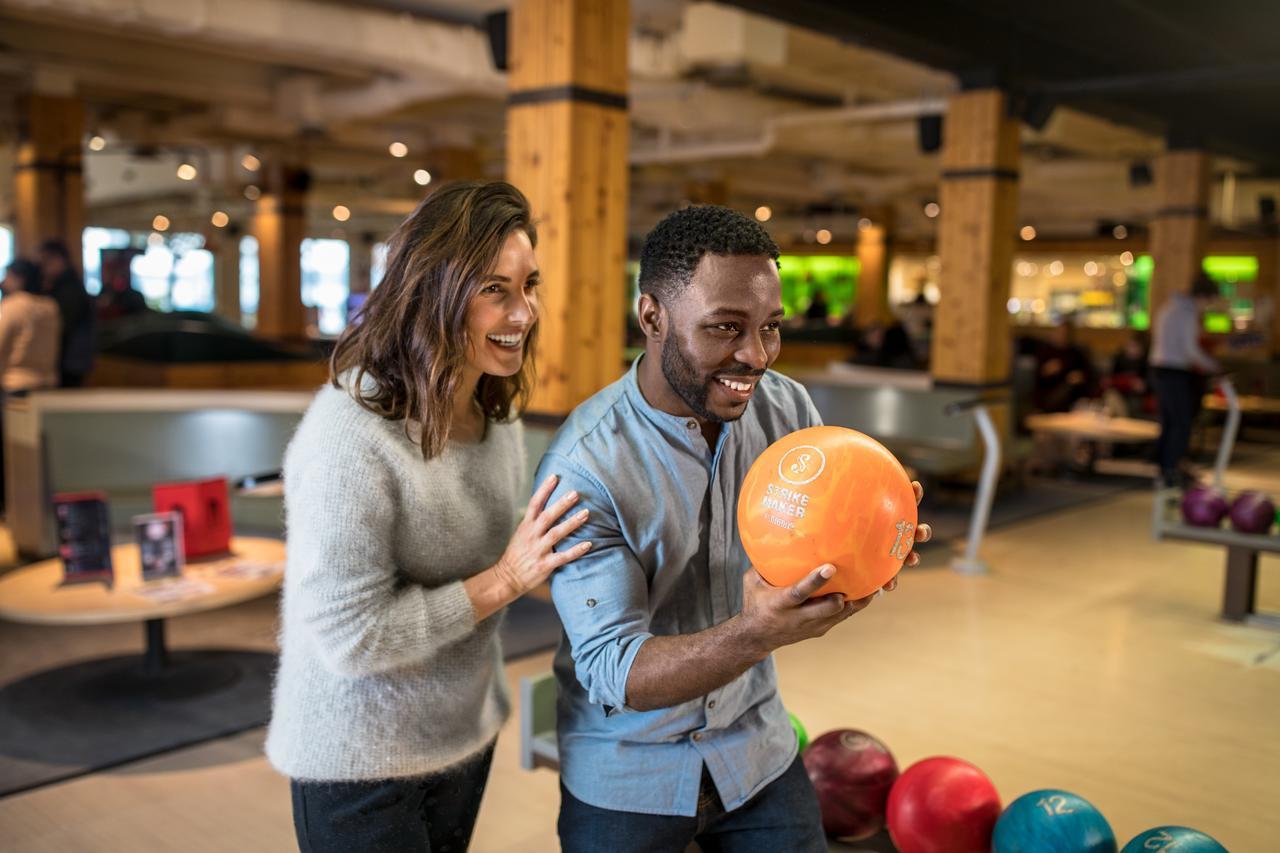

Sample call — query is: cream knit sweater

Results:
[266,383,525,781]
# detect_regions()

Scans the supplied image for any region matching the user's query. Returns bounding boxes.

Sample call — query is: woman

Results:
[0,258,62,514]
[0,258,61,394]
[267,182,591,852]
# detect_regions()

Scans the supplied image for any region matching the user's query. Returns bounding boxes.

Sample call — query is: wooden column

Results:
[506,0,629,416]
[1149,150,1210,321]
[211,228,242,325]
[13,94,84,264]
[931,89,1020,386]
[1257,239,1280,358]
[253,167,307,339]
[855,209,894,328]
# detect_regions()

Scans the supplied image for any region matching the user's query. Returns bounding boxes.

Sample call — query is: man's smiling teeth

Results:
[717,377,752,392]
[487,333,522,347]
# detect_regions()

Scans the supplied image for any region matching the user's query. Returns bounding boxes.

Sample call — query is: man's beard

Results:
[660,335,759,424]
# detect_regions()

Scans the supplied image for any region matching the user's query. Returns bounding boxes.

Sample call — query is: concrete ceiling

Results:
[0,0,1275,247]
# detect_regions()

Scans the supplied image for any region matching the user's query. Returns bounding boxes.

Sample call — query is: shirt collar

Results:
[623,354,735,451]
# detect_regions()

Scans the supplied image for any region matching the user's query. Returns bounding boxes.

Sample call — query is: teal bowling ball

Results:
[1121,827,1228,852]
[992,790,1116,853]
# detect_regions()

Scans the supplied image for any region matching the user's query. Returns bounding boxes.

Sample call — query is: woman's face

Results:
[1,271,19,296]
[464,229,539,378]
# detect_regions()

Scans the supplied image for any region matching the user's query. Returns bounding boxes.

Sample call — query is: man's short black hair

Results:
[639,205,780,303]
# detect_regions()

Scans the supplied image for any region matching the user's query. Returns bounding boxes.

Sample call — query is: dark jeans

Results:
[1151,367,1197,479]
[558,755,825,853]
[290,744,494,853]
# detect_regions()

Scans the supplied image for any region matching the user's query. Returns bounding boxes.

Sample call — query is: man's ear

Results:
[637,293,665,341]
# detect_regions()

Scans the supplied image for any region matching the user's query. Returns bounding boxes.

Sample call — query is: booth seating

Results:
[795,366,987,480]
[4,390,311,557]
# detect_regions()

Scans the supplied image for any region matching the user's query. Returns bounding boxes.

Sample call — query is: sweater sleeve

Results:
[284,426,477,677]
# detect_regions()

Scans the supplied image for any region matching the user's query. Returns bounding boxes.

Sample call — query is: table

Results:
[1025,411,1159,474]
[1203,393,1280,415]
[0,536,284,698]
[1152,490,1280,628]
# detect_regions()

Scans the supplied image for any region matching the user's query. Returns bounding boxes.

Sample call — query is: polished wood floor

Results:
[2,450,1278,852]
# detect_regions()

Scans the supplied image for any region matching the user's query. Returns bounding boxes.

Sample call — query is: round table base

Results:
[0,650,275,796]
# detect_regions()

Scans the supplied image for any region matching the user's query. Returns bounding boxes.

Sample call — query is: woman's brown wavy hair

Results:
[329,181,538,459]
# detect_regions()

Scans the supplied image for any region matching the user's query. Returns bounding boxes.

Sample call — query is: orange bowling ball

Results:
[738,426,917,600]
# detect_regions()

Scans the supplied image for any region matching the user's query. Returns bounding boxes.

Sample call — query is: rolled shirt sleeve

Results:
[539,452,653,712]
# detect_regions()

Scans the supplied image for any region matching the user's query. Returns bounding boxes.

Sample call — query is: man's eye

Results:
[715,324,738,333]
[763,322,781,332]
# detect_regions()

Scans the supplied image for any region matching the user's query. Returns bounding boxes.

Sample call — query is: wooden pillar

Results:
[930,89,1020,386]
[253,167,308,339]
[506,0,629,416]
[13,94,84,265]
[1149,150,1210,321]
[212,227,242,325]
[684,180,728,207]
[1257,239,1280,358]
[855,209,894,328]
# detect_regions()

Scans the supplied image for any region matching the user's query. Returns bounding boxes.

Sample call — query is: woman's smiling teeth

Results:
[487,333,523,349]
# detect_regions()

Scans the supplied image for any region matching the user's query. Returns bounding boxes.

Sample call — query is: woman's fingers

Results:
[525,474,560,521]
[544,508,589,544]
[912,480,924,506]
[535,491,581,534]
[915,522,932,543]
[551,540,594,568]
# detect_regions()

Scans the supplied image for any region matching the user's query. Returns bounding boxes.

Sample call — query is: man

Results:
[1150,273,1220,487]
[536,206,930,852]
[1032,321,1095,414]
[39,240,95,387]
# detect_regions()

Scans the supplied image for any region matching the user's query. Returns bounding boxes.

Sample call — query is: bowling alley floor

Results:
[1,446,1278,852]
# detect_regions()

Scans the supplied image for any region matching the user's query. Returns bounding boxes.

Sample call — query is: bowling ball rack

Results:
[1152,376,1280,629]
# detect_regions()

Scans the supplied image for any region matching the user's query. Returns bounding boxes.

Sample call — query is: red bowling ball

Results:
[886,756,1002,853]
[803,729,899,840]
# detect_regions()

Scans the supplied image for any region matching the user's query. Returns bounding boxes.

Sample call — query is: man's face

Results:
[40,253,66,281]
[657,254,784,423]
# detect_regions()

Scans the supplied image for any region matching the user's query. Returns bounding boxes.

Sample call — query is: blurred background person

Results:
[39,240,95,388]
[1150,274,1221,487]
[1032,320,1095,413]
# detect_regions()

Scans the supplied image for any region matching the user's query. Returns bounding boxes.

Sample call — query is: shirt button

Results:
[686,420,697,430]
[707,700,716,709]
[692,732,704,742]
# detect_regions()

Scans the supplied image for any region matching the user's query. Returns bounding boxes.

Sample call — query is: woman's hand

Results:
[492,474,592,598]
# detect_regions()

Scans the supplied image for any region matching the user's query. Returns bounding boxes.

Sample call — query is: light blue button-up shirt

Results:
[536,357,823,817]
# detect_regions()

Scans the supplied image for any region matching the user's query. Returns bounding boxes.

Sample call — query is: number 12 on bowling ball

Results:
[738,426,917,600]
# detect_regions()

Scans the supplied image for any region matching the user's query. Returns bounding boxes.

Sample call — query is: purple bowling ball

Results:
[1181,486,1229,528]
[1229,491,1276,535]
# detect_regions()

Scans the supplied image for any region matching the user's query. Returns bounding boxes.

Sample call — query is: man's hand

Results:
[736,564,873,659]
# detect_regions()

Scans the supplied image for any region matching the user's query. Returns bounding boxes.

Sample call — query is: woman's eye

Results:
[524,279,540,290]
[482,284,503,294]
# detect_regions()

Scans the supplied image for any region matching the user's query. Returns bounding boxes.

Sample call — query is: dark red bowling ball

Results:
[1229,491,1275,535]
[1181,486,1229,528]
[886,756,1002,853]
[803,729,899,839]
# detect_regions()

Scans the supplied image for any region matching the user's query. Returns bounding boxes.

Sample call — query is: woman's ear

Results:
[637,293,665,341]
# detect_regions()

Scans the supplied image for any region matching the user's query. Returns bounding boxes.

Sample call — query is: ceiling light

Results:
[152,214,170,231]
[755,205,772,222]
[332,204,351,222]
[414,169,432,186]
[211,211,229,228]
[1019,225,1037,241]
[389,142,408,158]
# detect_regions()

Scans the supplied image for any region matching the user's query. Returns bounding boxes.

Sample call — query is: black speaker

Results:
[485,11,509,71]
[918,115,943,153]
[1129,162,1153,188]
[1021,93,1056,131]
[1260,196,1277,224]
